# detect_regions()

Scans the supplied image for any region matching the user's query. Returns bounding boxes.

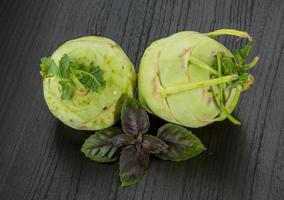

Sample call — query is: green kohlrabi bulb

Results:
[138,29,259,128]
[41,36,136,130]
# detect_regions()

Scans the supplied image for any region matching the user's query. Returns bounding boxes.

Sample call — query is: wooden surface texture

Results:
[0,0,283,199]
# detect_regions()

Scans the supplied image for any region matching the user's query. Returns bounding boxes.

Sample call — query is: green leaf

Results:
[40,54,107,100]
[75,62,106,92]
[119,145,149,187]
[81,127,124,163]
[121,97,150,135]
[221,56,236,75]
[231,72,249,88]
[57,55,78,100]
[156,123,206,161]
[59,54,72,78]
[142,135,168,154]
[233,43,252,65]
[58,80,75,100]
[40,57,58,78]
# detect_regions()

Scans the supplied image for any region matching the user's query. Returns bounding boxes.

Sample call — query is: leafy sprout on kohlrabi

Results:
[81,97,206,187]
[40,54,106,100]
[138,29,259,128]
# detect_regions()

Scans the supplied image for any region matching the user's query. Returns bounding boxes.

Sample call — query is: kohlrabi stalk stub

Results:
[40,36,136,130]
[138,29,259,128]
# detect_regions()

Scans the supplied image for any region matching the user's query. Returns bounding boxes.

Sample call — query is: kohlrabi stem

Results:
[161,74,238,96]
[221,104,241,125]
[216,52,240,125]
[217,53,224,106]
[70,69,86,91]
[205,29,253,42]
[213,87,241,123]
[188,56,218,75]
[244,56,259,69]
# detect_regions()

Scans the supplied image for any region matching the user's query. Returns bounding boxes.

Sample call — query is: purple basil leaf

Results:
[119,145,149,187]
[81,127,123,163]
[156,123,206,161]
[142,135,168,154]
[121,97,150,135]
[112,134,135,148]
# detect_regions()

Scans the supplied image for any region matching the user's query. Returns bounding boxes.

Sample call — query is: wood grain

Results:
[0,0,283,199]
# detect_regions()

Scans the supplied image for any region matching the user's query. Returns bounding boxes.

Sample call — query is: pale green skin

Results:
[138,31,241,128]
[43,36,136,130]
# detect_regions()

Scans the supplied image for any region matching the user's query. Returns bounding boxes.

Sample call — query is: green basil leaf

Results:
[121,97,150,135]
[81,127,124,163]
[156,123,206,161]
[142,135,168,154]
[119,145,149,187]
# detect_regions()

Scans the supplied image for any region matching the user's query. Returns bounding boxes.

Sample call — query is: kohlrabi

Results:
[40,36,136,130]
[138,29,259,128]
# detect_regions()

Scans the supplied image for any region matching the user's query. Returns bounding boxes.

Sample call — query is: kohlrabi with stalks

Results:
[40,36,136,130]
[138,29,259,128]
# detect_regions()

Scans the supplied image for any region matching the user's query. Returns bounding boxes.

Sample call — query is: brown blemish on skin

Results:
[202,88,208,99]
[152,74,162,100]
[152,51,162,99]
[51,106,59,112]
[103,106,107,111]
[149,51,179,122]
[110,44,118,48]
[211,49,217,56]
[202,88,213,105]
[207,97,213,105]
[180,48,192,81]
[199,118,214,124]
[80,125,89,129]
[76,89,88,96]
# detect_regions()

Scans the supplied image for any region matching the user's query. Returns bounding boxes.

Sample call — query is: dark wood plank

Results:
[0,0,283,199]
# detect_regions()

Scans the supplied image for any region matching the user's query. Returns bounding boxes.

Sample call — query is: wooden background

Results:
[0,0,283,199]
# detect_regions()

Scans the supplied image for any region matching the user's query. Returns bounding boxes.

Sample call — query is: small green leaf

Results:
[59,54,72,78]
[121,97,150,135]
[58,80,75,100]
[81,128,124,163]
[75,62,106,92]
[40,54,107,100]
[40,57,58,78]
[119,145,149,187]
[156,123,206,161]
[221,56,236,75]
[231,73,249,88]
[142,135,168,154]
[233,43,252,65]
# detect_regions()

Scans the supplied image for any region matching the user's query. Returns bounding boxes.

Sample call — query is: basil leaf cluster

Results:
[81,97,206,187]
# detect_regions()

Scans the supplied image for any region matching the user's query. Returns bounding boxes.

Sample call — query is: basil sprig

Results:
[81,97,206,187]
